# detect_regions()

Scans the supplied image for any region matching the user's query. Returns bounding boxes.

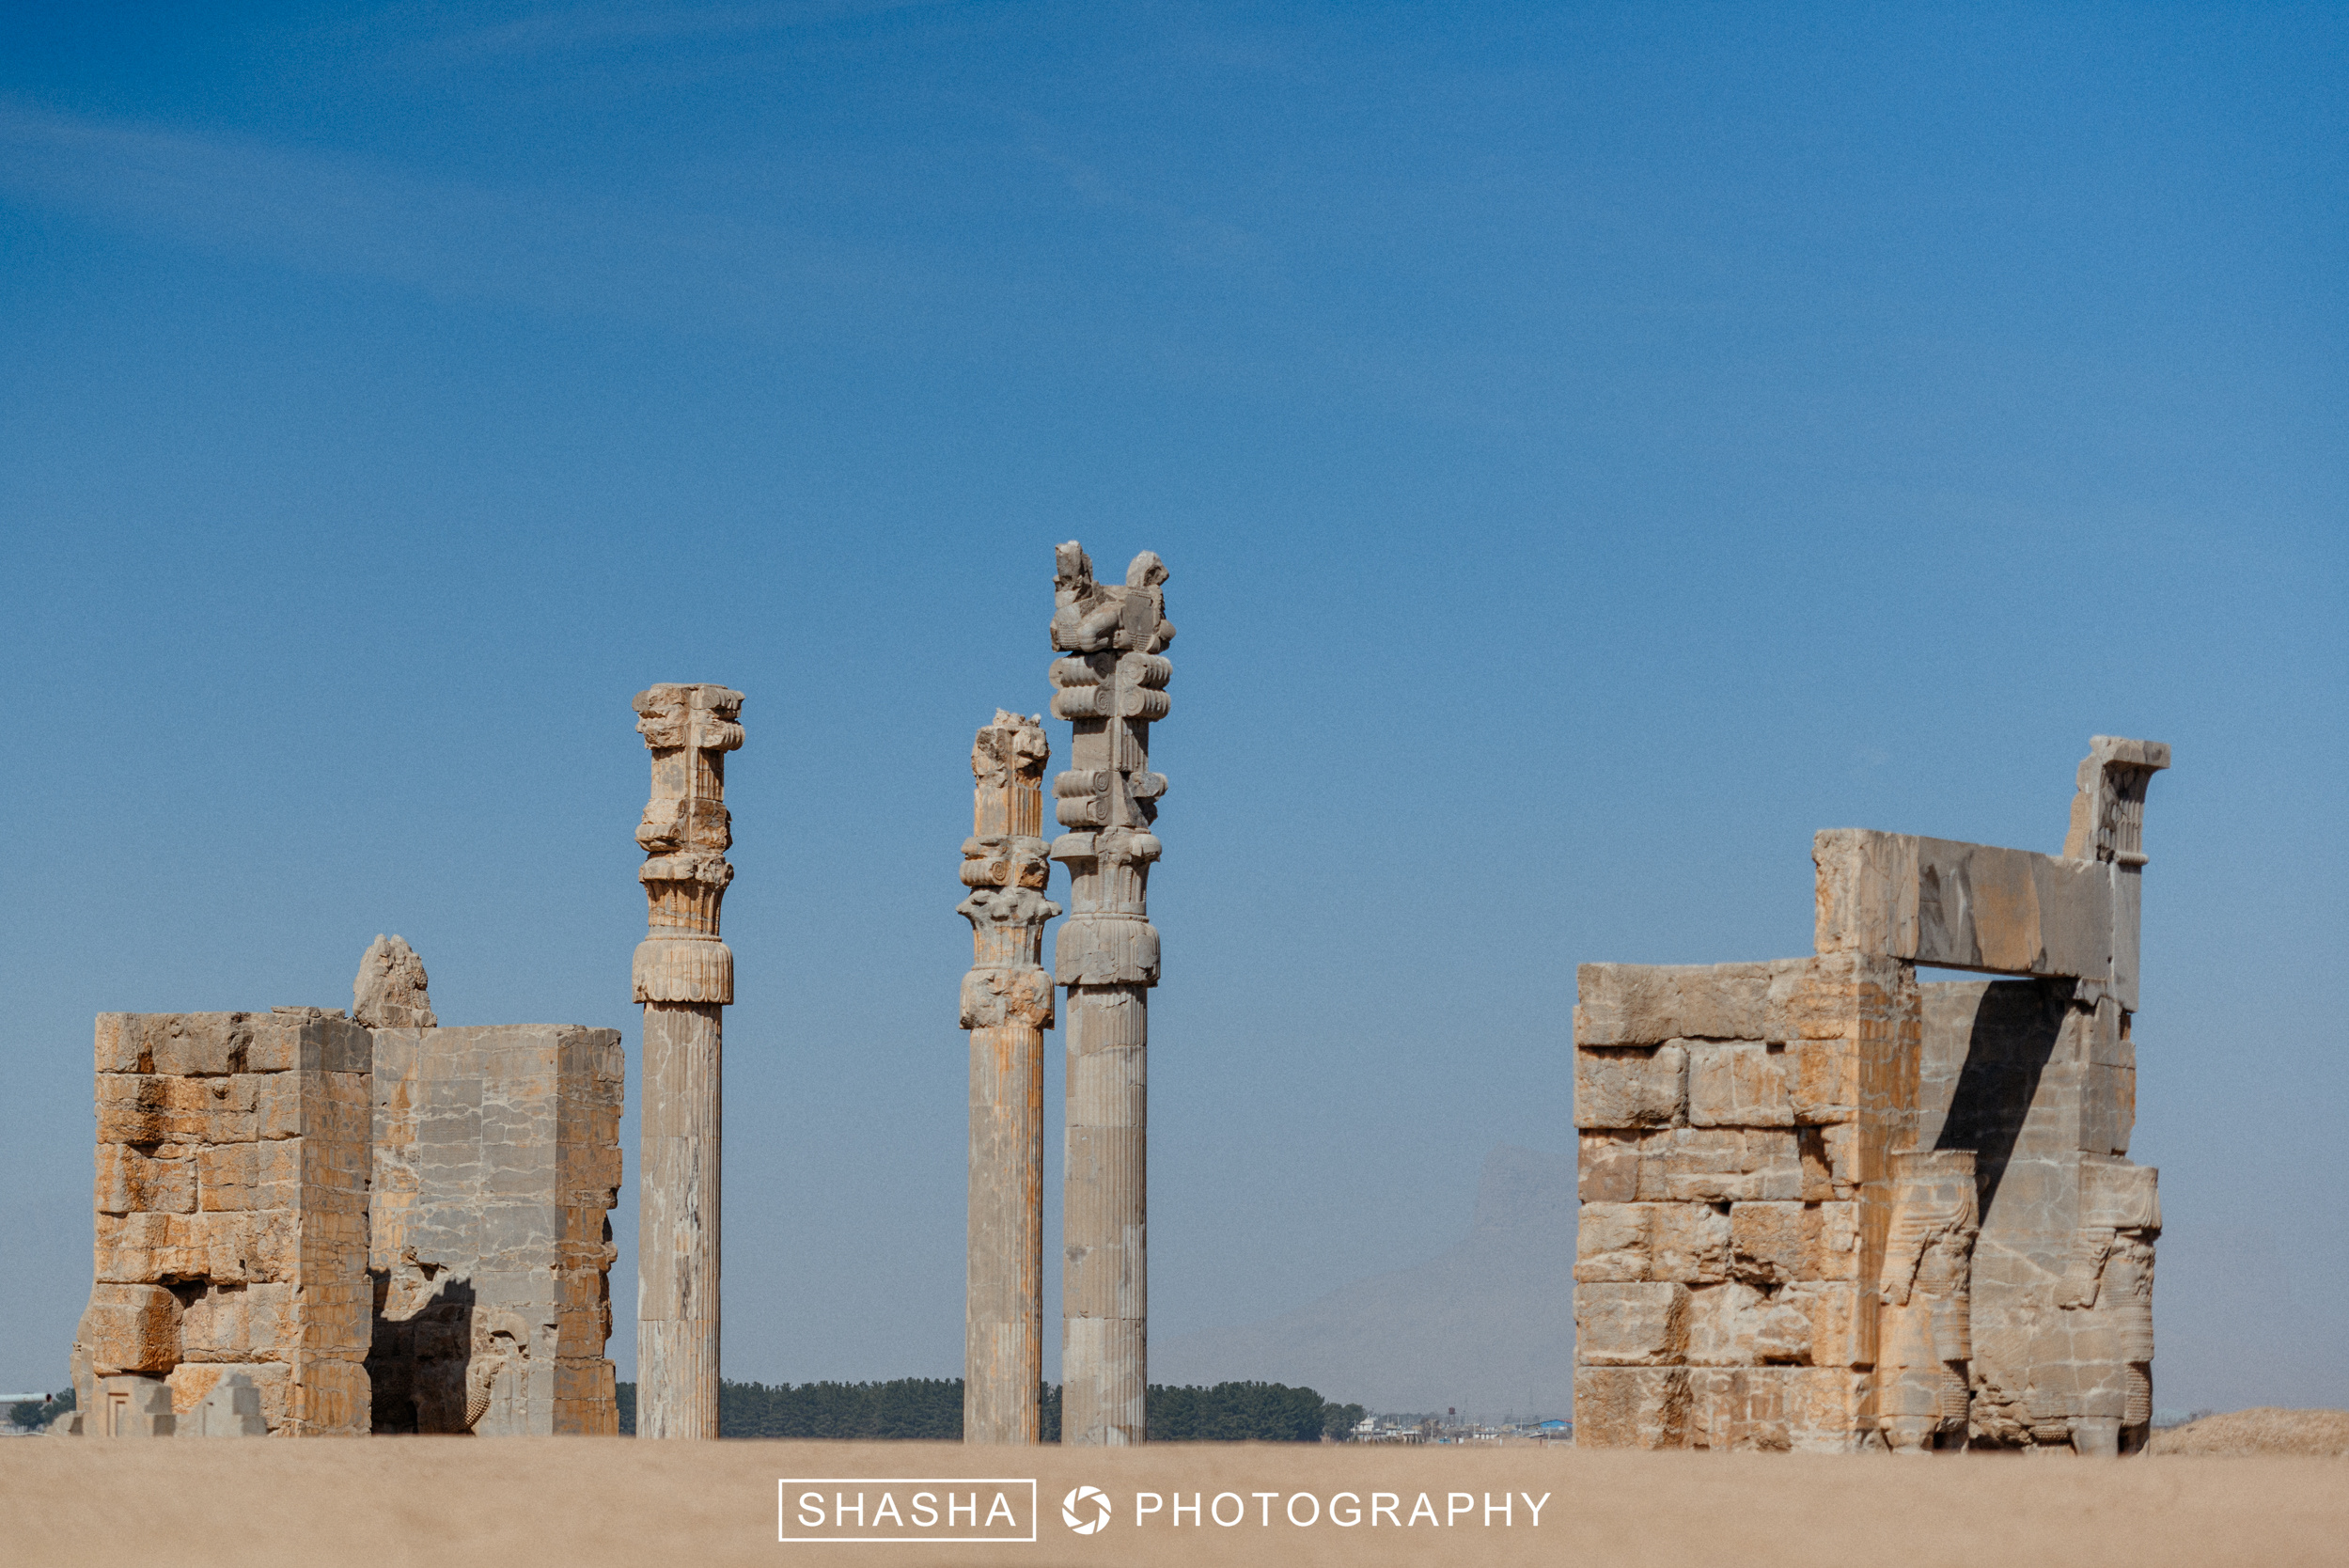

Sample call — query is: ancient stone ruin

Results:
[67,937,624,1437]
[959,710,1057,1444]
[1573,737,2169,1453]
[631,682,744,1440]
[1047,541,1174,1447]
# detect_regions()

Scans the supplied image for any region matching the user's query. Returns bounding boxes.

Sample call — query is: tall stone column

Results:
[631,682,744,1440]
[1047,542,1174,1447]
[958,711,1058,1444]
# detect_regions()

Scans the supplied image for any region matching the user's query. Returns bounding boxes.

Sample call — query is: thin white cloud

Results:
[0,98,930,331]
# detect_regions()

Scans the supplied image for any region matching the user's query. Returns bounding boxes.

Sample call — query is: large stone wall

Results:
[71,956,624,1438]
[76,1008,375,1436]
[1918,980,2157,1454]
[368,1025,625,1435]
[1572,736,2166,1454]
[1572,955,1918,1450]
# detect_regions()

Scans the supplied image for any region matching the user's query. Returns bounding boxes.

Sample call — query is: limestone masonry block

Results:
[1686,1366,1794,1450]
[1574,961,1811,1047]
[96,1143,195,1215]
[1684,1284,1811,1368]
[1652,1203,1732,1284]
[1572,1366,1690,1449]
[1574,1045,1688,1129]
[82,1283,180,1374]
[1687,1041,1793,1127]
[1576,1282,1692,1366]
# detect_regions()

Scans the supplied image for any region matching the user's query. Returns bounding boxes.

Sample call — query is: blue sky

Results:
[2,2,2341,1412]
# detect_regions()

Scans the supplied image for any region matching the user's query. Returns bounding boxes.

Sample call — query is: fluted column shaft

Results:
[632,682,744,1440]
[960,713,1057,1444]
[638,1001,722,1438]
[1047,542,1173,1448]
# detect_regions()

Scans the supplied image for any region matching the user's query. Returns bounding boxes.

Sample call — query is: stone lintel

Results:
[1812,830,2139,1011]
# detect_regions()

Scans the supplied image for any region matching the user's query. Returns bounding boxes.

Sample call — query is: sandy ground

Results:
[2147,1406,2349,1456]
[8,1437,2348,1568]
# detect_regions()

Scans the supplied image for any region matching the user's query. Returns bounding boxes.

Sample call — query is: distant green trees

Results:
[1147,1381,1364,1442]
[611,1378,1358,1441]
[8,1390,74,1432]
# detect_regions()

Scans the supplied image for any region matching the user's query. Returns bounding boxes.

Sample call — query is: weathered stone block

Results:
[1731,1201,1809,1285]
[1685,1283,1810,1368]
[1812,829,2132,1008]
[95,1143,196,1215]
[196,1143,258,1211]
[83,1284,180,1373]
[180,1283,251,1360]
[1575,1202,1651,1282]
[1652,1202,1732,1284]
[1797,1124,1858,1200]
[93,1210,251,1284]
[88,1374,177,1437]
[96,1074,257,1145]
[95,1013,153,1074]
[1688,1041,1793,1127]
[368,1022,624,1435]
[1793,1036,1858,1123]
[1573,1366,1690,1448]
[1687,1366,1793,1450]
[1787,1280,1867,1368]
[2081,1159,2160,1231]
[283,1354,368,1436]
[1786,1367,1873,1451]
[150,1013,254,1077]
[1576,1282,1691,1365]
[1574,961,1811,1046]
[184,1371,268,1436]
[1578,1131,1642,1203]
[1574,1044,1686,1128]
[243,1011,372,1074]
[1643,1127,1804,1202]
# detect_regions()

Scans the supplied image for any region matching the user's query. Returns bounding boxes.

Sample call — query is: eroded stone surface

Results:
[352,935,436,1028]
[73,1009,374,1436]
[1050,542,1171,1448]
[632,682,742,1441]
[962,710,1056,1445]
[1573,737,2167,1455]
[368,1023,623,1436]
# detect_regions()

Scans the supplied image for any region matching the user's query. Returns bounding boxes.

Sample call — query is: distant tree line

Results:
[8,1390,74,1431]
[613,1379,1361,1442]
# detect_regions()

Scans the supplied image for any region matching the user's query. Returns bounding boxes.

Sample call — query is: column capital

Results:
[633,683,742,1005]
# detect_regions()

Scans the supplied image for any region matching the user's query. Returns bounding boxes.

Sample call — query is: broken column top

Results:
[971,710,1049,839]
[2063,735,2171,867]
[633,682,743,1007]
[1051,541,1176,654]
[352,934,436,1029]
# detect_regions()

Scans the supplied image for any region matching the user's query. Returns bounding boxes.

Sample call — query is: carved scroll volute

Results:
[2063,736,2171,866]
[633,682,744,1005]
[960,711,1059,1030]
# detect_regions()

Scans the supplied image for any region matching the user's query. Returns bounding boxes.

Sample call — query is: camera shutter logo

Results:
[1061,1485,1113,1534]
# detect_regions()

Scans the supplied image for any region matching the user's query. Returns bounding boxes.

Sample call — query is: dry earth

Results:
[2147,1406,2349,1457]
[8,1436,2348,1568]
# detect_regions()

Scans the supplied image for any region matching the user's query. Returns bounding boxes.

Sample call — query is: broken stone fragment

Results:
[352,934,436,1028]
